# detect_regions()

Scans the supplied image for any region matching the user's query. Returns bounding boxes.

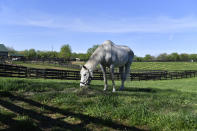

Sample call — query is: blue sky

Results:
[0,0,197,56]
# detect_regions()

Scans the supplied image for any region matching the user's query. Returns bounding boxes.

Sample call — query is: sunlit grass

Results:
[132,62,197,70]
[12,61,197,71]
[12,61,79,70]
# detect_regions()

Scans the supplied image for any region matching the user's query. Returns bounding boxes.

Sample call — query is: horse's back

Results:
[101,40,134,67]
[112,45,133,65]
[102,40,132,54]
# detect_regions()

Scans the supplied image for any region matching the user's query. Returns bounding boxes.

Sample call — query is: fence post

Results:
[130,73,132,81]
[25,67,28,78]
[44,69,46,79]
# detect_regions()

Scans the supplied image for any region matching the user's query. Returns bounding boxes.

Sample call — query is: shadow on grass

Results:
[121,87,157,93]
[0,113,40,131]
[86,84,184,99]
[0,92,146,131]
[88,84,158,94]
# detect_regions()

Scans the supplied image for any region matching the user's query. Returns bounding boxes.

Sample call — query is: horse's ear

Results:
[82,65,87,70]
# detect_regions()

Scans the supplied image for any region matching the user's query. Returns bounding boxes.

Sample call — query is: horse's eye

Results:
[84,74,86,76]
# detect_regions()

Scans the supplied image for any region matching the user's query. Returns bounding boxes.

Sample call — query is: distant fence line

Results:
[0,64,197,81]
[3,57,196,63]
[10,60,120,72]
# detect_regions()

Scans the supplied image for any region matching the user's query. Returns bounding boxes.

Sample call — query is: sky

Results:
[0,0,197,57]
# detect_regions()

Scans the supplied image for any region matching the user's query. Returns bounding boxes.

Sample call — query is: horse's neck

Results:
[85,50,102,71]
[85,58,100,71]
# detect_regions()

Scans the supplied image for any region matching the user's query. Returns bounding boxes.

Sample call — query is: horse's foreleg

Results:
[110,65,116,92]
[100,64,108,91]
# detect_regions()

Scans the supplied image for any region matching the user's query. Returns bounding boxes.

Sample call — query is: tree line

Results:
[6,44,197,62]
[135,53,197,62]
[7,44,99,61]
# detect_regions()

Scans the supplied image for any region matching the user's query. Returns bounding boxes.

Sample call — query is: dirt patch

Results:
[22,87,103,97]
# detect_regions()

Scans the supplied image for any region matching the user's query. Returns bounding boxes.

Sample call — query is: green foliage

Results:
[144,54,155,61]
[134,53,197,62]
[86,45,99,57]
[71,52,89,61]
[180,53,189,61]
[157,53,168,61]
[5,44,197,62]
[167,52,180,61]
[189,54,197,61]
[28,49,37,59]
[59,44,72,60]
[6,46,17,54]
[37,51,58,59]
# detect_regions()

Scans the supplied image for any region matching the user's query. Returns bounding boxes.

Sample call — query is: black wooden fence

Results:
[0,64,197,81]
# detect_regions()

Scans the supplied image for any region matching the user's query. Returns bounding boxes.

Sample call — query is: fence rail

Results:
[0,64,197,81]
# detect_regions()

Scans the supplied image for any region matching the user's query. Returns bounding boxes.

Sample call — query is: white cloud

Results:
[24,16,197,33]
[1,5,197,33]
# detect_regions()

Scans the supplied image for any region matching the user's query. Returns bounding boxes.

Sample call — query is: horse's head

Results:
[80,65,93,87]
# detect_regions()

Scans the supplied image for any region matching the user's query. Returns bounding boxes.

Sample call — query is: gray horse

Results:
[80,40,134,92]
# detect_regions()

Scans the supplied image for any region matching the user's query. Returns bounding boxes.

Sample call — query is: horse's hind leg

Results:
[100,64,108,91]
[120,62,131,90]
[119,66,125,90]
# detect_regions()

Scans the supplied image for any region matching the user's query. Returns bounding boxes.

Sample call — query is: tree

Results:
[21,50,29,59]
[144,54,154,61]
[59,44,72,60]
[157,53,168,61]
[37,51,58,59]
[167,53,180,61]
[87,45,99,57]
[19,49,36,59]
[6,46,17,54]
[180,53,189,61]
[37,51,45,59]
[134,55,144,62]
[28,49,37,59]
[189,54,197,62]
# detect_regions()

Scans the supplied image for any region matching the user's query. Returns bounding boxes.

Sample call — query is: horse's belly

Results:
[113,54,128,67]
[114,61,127,67]
[101,60,112,67]
[101,56,128,67]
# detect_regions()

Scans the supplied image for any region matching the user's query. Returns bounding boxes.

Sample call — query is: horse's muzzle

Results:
[80,81,90,87]
[80,82,85,87]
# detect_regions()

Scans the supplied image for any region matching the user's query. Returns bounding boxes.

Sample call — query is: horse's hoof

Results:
[112,89,116,92]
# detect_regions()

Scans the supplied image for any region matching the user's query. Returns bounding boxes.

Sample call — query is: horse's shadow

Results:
[0,91,146,131]
[85,84,179,99]
[122,87,157,93]
[88,84,157,94]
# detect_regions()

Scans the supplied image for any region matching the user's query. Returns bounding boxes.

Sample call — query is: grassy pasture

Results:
[12,61,78,71]
[131,62,197,70]
[1,77,197,130]
[13,61,197,71]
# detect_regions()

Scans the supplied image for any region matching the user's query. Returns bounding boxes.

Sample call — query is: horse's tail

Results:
[125,50,134,80]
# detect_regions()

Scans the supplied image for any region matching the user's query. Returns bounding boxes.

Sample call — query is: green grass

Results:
[1,77,197,130]
[13,61,197,71]
[12,61,79,70]
[132,62,197,70]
